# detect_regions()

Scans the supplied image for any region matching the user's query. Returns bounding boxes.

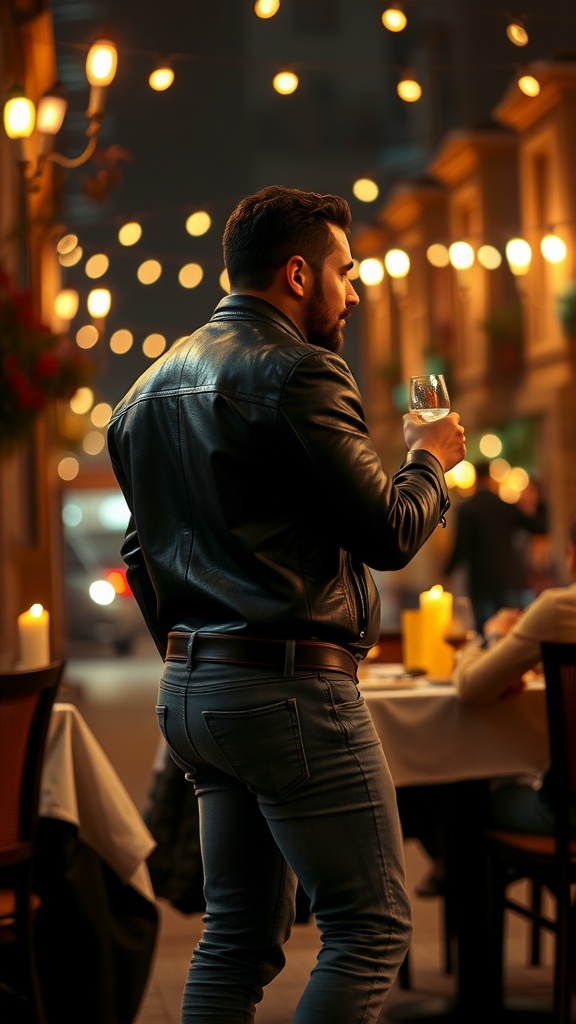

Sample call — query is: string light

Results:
[505,237,532,274]
[87,287,112,317]
[352,177,379,202]
[448,241,474,269]
[540,234,567,262]
[118,222,142,246]
[273,70,299,95]
[381,4,407,32]
[477,244,502,269]
[506,20,529,46]
[149,58,174,91]
[358,259,385,286]
[518,72,540,96]
[384,249,410,278]
[54,288,79,320]
[397,70,422,102]
[254,0,280,17]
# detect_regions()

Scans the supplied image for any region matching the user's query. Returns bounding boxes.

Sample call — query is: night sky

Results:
[51,0,576,419]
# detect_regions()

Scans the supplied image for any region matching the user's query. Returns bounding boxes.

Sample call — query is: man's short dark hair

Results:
[223,185,352,291]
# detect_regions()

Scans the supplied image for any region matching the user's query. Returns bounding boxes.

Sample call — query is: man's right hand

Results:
[403,411,466,472]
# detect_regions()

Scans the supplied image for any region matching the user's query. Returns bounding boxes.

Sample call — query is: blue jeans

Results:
[156,657,412,1024]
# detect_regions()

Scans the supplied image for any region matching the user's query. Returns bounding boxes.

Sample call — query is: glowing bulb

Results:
[384,249,410,278]
[397,75,422,102]
[382,5,407,31]
[3,92,35,139]
[86,39,118,87]
[518,74,540,97]
[506,21,528,46]
[54,289,79,320]
[540,234,567,263]
[273,71,299,95]
[358,258,384,286]
[118,222,142,246]
[186,211,211,236]
[477,245,502,270]
[426,244,450,268]
[505,238,532,275]
[448,241,474,270]
[87,287,111,317]
[352,178,379,202]
[149,63,174,91]
[254,0,280,16]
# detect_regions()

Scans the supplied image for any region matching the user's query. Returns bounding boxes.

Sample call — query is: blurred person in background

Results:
[442,461,548,632]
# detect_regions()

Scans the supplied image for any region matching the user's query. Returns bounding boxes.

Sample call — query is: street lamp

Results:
[3,36,118,192]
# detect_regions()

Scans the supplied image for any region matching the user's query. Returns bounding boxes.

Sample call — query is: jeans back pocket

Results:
[202,698,309,799]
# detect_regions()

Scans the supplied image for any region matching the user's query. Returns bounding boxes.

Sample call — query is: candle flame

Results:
[30,603,44,617]
[429,585,444,599]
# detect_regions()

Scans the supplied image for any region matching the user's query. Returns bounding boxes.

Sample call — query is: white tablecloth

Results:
[360,667,549,788]
[40,702,156,901]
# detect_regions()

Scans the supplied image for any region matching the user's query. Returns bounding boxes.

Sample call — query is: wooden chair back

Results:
[0,660,64,1023]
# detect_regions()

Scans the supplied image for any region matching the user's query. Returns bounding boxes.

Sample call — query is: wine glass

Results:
[444,596,476,652]
[409,374,450,422]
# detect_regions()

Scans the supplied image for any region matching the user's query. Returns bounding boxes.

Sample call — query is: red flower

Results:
[34,353,60,378]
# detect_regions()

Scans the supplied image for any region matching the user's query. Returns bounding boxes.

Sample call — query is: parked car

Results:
[63,490,147,655]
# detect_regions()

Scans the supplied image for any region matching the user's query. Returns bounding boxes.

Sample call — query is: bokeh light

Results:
[185,211,211,236]
[118,222,142,246]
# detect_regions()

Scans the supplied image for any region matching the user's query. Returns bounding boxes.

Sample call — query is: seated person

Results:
[399,510,576,896]
[453,509,576,834]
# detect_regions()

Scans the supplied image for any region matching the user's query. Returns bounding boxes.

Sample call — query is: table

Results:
[358,667,551,1023]
[36,703,159,1024]
[360,667,549,787]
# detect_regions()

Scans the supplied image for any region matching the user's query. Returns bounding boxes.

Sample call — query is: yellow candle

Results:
[17,603,50,669]
[419,585,453,680]
[401,609,424,673]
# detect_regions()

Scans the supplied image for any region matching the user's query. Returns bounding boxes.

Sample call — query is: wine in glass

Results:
[409,374,450,422]
[444,596,476,652]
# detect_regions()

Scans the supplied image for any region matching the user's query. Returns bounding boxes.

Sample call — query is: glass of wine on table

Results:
[444,596,476,652]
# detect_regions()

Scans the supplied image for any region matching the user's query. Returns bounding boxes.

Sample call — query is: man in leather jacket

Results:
[108,185,466,1024]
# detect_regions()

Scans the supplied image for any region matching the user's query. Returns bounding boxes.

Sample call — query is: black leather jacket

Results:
[108,294,450,660]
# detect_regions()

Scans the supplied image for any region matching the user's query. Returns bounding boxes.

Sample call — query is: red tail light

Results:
[104,568,132,596]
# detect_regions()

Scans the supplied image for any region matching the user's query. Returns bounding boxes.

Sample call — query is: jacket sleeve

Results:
[121,516,168,659]
[280,350,450,570]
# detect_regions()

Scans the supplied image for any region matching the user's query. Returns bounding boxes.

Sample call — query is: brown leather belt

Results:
[165,631,359,677]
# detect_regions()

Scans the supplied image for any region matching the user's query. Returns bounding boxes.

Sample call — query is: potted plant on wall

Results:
[0,267,95,457]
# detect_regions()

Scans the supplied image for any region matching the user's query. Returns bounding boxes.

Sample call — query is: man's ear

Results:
[286,255,307,297]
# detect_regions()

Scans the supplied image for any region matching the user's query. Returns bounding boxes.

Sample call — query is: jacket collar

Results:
[211,293,307,346]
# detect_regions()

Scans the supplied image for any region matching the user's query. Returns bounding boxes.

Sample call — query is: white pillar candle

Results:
[419,585,453,680]
[17,603,50,669]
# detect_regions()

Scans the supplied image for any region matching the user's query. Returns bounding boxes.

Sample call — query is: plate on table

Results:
[358,664,424,690]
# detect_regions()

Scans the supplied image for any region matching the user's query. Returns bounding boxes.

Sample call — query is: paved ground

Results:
[61,647,556,1023]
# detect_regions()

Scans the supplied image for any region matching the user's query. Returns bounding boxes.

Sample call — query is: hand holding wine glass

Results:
[409,374,450,422]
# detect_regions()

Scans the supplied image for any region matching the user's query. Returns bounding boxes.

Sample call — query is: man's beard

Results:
[305,278,348,353]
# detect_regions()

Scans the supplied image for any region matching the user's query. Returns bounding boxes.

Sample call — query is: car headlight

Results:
[89,579,116,606]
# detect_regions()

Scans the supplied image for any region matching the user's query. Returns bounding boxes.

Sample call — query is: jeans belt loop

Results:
[283,639,296,676]
[186,631,197,671]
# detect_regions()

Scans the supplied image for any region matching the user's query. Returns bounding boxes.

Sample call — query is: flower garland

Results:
[0,267,95,456]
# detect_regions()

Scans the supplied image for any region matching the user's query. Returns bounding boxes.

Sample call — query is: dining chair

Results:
[0,660,64,1024]
[485,641,576,1024]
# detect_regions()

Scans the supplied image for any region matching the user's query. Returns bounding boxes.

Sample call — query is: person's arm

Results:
[453,591,556,706]
[121,516,168,659]
[281,350,464,570]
